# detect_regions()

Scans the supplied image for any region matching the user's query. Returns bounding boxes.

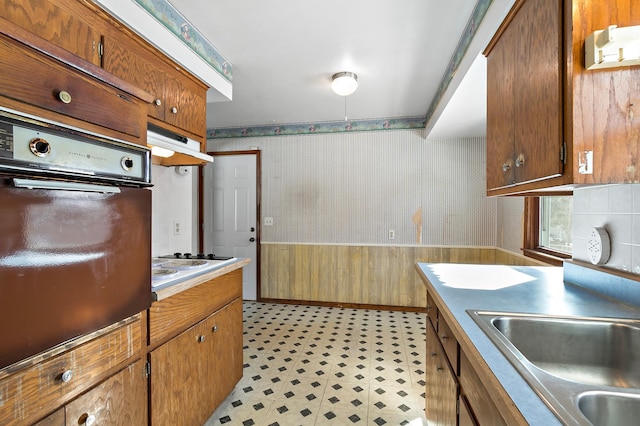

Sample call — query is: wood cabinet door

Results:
[64,361,147,426]
[164,66,207,138]
[101,34,165,121]
[1,0,102,66]
[208,299,244,411]
[512,0,563,185]
[425,320,457,426]
[486,19,516,190]
[150,317,211,426]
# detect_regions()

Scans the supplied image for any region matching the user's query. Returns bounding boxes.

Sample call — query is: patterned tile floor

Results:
[205,302,427,426]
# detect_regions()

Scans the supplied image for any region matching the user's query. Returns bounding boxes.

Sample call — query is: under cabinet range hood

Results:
[147,124,213,165]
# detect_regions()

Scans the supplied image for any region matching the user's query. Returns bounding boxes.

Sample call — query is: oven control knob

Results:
[173,252,182,258]
[183,253,192,259]
[29,138,51,157]
[121,156,134,171]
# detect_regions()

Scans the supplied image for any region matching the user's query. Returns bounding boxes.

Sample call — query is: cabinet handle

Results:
[441,335,449,341]
[154,98,162,106]
[212,325,219,333]
[60,369,73,383]
[430,352,437,358]
[57,90,72,104]
[515,154,525,167]
[84,414,96,426]
[502,162,511,172]
[436,366,443,372]
[170,107,178,114]
[197,335,206,343]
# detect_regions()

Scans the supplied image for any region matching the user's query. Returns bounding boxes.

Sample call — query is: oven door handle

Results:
[12,178,121,194]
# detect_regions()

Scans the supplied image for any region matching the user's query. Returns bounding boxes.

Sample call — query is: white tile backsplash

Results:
[150,164,195,257]
[573,184,640,274]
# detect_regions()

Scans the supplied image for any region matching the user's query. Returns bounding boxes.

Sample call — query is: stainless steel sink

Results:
[468,311,640,425]
[578,391,640,426]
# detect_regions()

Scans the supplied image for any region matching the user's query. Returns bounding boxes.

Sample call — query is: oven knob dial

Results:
[29,138,51,157]
[121,156,134,171]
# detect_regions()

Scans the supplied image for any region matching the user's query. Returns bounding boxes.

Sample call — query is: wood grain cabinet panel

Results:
[64,360,147,426]
[425,320,457,426]
[102,33,207,139]
[486,0,640,195]
[0,31,145,139]
[150,298,243,426]
[0,317,141,426]
[1,0,104,65]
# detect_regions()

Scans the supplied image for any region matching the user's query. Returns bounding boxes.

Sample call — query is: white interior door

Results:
[203,154,257,300]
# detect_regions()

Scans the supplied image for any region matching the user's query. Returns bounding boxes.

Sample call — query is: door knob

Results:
[249,237,256,242]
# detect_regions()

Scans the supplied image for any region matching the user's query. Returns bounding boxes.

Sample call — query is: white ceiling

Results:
[170,0,514,137]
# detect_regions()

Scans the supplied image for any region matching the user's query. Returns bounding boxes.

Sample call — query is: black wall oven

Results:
[0,110,152,370]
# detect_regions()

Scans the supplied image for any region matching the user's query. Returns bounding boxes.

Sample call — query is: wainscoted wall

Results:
[261,244,544,307]
[573,184,640,274]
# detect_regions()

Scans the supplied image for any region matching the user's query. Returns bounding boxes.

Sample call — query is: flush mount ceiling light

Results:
[331,71,358,96]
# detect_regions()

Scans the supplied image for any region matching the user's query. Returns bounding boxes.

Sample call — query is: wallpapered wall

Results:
[208,129,505,248]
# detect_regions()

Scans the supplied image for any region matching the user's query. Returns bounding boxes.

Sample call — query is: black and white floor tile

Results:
[205,302,427,426]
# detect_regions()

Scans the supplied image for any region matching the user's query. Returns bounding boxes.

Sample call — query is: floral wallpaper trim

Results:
[207,116,426,139]
[132,0,232,82]
[425,0,493,126]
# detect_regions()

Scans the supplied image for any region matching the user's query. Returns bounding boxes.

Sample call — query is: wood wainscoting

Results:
[260,244,547,308]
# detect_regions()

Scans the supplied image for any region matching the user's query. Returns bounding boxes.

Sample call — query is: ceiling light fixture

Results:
[331,71,358,96]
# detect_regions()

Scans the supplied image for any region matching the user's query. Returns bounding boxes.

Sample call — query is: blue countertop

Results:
[416,262,640,425]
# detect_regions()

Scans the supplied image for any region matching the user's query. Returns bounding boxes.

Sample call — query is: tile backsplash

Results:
[573,184,640,273]
[149,164,196,257]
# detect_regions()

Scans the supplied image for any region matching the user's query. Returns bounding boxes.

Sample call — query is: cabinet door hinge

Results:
[560,141,567,164]
[145,360,151,378]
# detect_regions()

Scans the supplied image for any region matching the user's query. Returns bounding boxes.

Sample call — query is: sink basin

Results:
[490,315,640,388]
[578,391,640,426]
[468,311,640,425]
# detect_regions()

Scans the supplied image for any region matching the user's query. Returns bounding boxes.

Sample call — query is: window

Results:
[523,195,573,266]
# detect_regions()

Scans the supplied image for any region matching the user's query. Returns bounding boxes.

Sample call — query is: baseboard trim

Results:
[257,298,427,313]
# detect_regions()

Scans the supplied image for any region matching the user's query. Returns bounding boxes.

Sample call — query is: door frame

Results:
[198,150,262,300]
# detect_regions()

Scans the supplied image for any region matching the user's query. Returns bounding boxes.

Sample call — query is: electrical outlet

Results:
[173,220,181,235]
[264,217,274,226]
[388,229,395,240]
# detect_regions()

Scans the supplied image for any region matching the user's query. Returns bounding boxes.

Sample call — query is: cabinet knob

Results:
[436,366,444,372]
[57,90,72,104]
[170,107,178,114]
[84,414,96,426]
[502,162,511,172]
[441,335,449,341]
[60,369,73,383]
[515,154,525,167]
[197,335,206,343]
[430,352,437,358]
[212,325,219,333]
[154,98,162,106]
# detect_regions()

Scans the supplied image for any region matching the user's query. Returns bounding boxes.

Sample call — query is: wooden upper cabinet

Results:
[102,33,207,139]
[486,0,563,193]
[486,0,640,195]
[1,0,104,66]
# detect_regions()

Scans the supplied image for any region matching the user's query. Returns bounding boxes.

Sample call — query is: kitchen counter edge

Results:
[415,262,640,426]
[153,257,251,301]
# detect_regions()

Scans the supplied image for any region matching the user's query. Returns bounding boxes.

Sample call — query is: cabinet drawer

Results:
[0,32,145,139]
[149,268,243,345]
[0,316,141,426]
[437,313,458,374]
[459,350,507,426]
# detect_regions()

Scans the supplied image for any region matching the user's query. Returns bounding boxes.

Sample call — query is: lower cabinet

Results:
[425,319,457,425]
[0,315,144,426]
[424,296,508,426]
[150,299,242,425]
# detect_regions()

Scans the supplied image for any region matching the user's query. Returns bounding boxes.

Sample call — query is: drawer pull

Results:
[170,107,178,114]
[154,98,162,106]
[430,352,437,358]
[212,325,219,333]
[197,335,206,343]
[84,414,96,426]
[441,335,449,341]
[436,366,443,372]
[57,90,72,104]
[60,369,73,383]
